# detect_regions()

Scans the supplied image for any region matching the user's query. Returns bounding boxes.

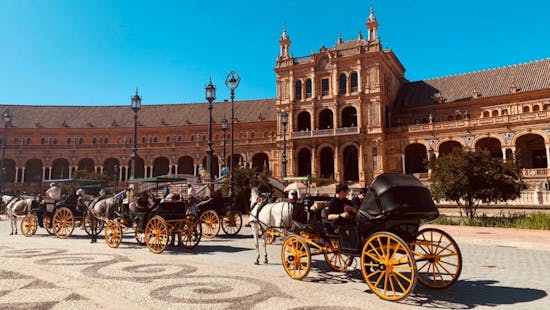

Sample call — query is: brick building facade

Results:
[1,9,549,195]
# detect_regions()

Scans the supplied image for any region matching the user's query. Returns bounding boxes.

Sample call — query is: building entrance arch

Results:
[343,145,359,181]
[319,147,334,179]
[516,134,547,168]
[405,143,427,173]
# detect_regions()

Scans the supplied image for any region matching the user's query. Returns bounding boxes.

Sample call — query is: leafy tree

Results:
[219,167,272,213]
[429,149,522,218]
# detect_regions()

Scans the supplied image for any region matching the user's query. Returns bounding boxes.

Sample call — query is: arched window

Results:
[92,137,97,144]
[533,105,540,112]
[305,79,312,98]
[523,106,530,113]
[295,80,302,100]
[339,74,346,94]
[482,111,490,117]
[350,72,358,92]
[67,138,72,144]
[448,115,454,121]
[502,109,508,115]
[492,110,499,117]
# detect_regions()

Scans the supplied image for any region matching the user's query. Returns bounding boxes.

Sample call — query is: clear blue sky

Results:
[1,0,549,106]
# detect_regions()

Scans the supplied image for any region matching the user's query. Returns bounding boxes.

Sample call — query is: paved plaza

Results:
[0,217,549,310]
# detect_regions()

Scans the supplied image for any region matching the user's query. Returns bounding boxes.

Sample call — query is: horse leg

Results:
[263,231,268,264]
[9,214,14,235]
[251,222,260,265]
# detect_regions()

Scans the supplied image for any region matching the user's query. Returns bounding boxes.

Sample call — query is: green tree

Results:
[219,167,272,212]
[429,149,522,218]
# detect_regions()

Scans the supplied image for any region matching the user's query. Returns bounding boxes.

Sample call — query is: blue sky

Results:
[1,0,549,106]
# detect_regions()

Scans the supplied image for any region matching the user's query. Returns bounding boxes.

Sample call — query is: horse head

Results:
[249,187,261,210]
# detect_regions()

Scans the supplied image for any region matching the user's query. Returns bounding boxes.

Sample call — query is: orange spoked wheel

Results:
[199,210,220,238]
[281,235,311,280]
[221,210,242,236]
[181,214,202,249]
[145,216,168,254]
[21,215,38,237]
[410,228,462,289]
[265,229,276,245]
[361,232,417,301]
[105,221,123,248]
[52,207,75,239]
[323,238,354,271]
[44,215,53,235]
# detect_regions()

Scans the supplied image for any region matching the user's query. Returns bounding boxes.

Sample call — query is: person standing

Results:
[163,186,170,198]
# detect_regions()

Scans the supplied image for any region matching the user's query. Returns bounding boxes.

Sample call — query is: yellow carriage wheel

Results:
[361,232,417,301]
[264,230,276,245]
[44,215,53,235]
[52,207,74,239]
[83,216,92,236]
[84,217,105,236]
[105,221,123,248]
[323,238,354,271]
[21,215,38,237]
[199,210,220,238]
[135,230,146,245]
[221,210,242,236]
[181,214,202,249]
[145,216,168,254]
[281,235,311,280]
[410,228,462,289]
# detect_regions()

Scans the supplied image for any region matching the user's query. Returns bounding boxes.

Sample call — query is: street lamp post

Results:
[205,78,216,183]
[0,110,12,194]
[130,89,142,180]
[225,71,240,199]
[281,110,288,178]
[113,164,119,192]
[221,116,228,166]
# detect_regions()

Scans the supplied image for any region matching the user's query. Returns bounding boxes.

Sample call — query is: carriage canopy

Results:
[360,173,439,221]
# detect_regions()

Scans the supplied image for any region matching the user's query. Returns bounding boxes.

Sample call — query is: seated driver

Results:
[326,183,357,227]
[45,182,61,201]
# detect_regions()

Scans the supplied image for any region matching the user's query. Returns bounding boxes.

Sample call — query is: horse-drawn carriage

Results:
[20,179,104,239]
[281,173,462,301]
[197,193,243,238]
[101,177,202,254]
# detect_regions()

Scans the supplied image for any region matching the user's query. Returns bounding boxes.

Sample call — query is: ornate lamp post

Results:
[225,71,240,199]
[221,116,228,166]
[205,78,216,182]
[281,110,288,178]
[113,164,119,192]
[0,110,12,194]
[130,89,141,180]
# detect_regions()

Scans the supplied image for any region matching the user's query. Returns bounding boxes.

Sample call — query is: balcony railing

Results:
[290,126,359,139]
[405,111,550,133]
[521,168,549,177]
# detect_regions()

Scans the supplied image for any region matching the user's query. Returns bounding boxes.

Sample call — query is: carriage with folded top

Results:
[281,173,462,301]
[101,177,202,254]
[20,179,105,238]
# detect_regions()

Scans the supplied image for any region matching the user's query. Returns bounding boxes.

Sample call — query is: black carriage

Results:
[103,177,201,254]
[21,179,104,239]
[281,173,462,301]
[197,193,243,238]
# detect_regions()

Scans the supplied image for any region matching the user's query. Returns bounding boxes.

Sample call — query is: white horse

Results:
[87,190,125,243]
[248,187,294,265]
[4,195,35,235]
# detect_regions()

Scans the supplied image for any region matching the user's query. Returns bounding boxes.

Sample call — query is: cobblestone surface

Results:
[0,217,548,309]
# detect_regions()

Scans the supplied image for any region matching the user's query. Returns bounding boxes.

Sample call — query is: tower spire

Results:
[366,5,379,41]
[279,25,291,59]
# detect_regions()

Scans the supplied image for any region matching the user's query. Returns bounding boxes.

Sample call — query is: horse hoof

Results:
[9,232,13,235]
[254,261,259,265]
[264,259,268,264]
